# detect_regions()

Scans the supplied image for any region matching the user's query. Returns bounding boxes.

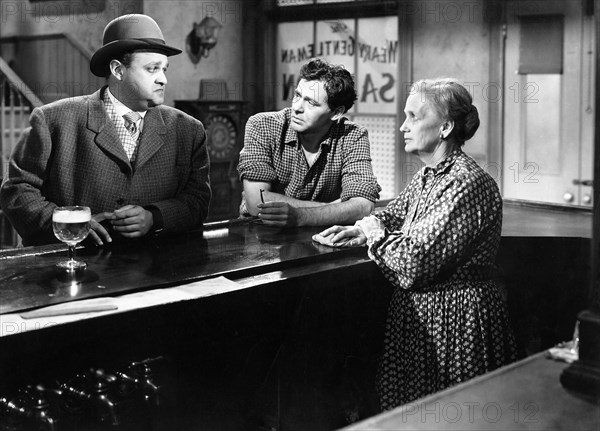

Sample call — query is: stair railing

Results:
[1,56,43,179]
[0,56,43,248]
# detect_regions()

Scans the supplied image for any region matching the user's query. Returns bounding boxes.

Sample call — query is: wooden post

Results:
[560,0,600,398]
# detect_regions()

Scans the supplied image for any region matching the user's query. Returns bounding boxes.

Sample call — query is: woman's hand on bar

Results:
[312,225,366,247]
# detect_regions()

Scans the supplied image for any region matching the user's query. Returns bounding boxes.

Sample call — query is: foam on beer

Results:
[53,209,91,223]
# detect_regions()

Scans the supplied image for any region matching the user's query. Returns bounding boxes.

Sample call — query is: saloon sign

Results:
[276,17,398,114]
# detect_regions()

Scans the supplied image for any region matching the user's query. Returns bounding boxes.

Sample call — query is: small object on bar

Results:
[547,345,578,363]
[546,320,580,363]
[260,189,265,204]
[202,228,229,239]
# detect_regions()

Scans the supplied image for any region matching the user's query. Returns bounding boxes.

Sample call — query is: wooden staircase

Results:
[1,105,31,173]
[0,31,98,248]
[0,56,42,248]
[0,33,104,104]
[0,57,42,177]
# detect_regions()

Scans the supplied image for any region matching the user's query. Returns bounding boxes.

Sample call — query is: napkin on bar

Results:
[20,297,118,319]
[16,276,242,320]
[2,277,244,337]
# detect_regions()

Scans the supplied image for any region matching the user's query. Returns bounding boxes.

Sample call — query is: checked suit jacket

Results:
[0,86,211,246]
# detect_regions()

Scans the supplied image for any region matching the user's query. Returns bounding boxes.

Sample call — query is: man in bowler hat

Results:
[1,14,211,246]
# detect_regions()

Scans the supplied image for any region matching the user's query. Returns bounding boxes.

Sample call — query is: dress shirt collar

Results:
[105,88,147,121]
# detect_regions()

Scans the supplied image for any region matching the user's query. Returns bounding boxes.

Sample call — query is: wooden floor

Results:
[342,352,600,430]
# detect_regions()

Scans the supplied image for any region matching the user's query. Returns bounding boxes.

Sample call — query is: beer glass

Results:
[52,206,92,270]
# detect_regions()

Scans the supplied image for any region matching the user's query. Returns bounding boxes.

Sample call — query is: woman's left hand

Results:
[312,225,366,247]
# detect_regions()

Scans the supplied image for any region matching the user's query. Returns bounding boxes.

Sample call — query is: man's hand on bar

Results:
[111,205,154,238]
[257,201,304,227]
[89,212,114,246]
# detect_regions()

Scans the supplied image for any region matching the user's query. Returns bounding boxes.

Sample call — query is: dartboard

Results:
[207,114,236,160]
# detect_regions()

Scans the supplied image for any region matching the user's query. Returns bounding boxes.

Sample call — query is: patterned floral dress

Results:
[366,148,517,410]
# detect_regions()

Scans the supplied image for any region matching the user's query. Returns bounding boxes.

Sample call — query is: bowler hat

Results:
[90,14,182,77]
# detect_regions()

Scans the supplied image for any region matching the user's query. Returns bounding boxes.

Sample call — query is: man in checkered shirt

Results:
[238,58,381,227]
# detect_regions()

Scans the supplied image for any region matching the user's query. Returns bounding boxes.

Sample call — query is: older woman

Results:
[314,78,516,410]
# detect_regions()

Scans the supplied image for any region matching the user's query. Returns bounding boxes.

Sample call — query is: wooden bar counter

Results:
[0,202,596,430]
[0,220,368,316]
[0,219,387,430]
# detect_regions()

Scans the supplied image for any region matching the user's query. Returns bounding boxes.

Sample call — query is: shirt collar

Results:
[283,108,334,151]
[284,118,298,146]
[422,147,462,177]
[106,88,147,120]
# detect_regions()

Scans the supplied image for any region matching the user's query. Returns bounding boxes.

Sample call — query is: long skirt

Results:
[376,279,517,411]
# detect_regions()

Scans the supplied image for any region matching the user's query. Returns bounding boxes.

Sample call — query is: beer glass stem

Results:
[68,245,76,263]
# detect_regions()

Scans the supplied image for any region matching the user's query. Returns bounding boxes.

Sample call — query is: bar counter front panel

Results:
[0,204,595,430]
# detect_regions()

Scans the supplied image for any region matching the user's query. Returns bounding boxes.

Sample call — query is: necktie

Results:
[122,111,141,161]
[123,111,141,137]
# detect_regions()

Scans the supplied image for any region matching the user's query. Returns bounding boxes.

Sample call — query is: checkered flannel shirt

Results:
[238,108,381,212]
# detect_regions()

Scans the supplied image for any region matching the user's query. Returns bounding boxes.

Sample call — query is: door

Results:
[502,0,594,207]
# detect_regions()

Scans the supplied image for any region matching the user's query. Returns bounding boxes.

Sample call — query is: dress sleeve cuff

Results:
[368,228,385,245]
[354,215,385,246]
